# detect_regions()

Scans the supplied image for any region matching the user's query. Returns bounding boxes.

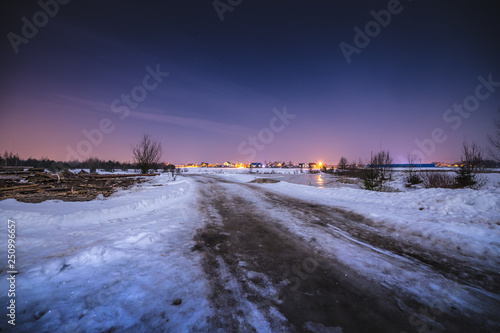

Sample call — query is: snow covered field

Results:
[0,175,211,332]
[1,169,499,332]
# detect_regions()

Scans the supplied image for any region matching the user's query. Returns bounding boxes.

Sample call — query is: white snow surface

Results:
[218,172,500,269]
[215,179,500,324]
[1,169,499,331]
[0,174,210,332]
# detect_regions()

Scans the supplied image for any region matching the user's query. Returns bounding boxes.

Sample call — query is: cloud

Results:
[51,94,252,135]
[128,108,251,135]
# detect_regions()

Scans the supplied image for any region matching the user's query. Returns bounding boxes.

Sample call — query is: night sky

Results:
[1,0,499,164]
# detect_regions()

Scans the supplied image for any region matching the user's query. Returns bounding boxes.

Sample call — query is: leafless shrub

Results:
[361,150,393,191]
[455,141,486,189]
[337,157,348,175]
[487,113,500,162]
[406,153,422,186]
[132,134,163,174]
[362,153,381,191]
[345,166,364,178]
[421,171,455,189]
[374,150,393,181]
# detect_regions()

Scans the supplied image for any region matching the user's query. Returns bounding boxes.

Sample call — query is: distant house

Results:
[223,161,234,167]
[250,162,263,168]
[298,163,306,168]
[200,162,209,167]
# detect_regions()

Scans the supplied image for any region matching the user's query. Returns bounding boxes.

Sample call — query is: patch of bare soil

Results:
[249,178,280,184]
[335,177,360,185]
[0,168,155,203]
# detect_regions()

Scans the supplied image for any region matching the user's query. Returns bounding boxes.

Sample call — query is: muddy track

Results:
[191,176,492,332]
[213,175,500,294]
[238,182,500,295]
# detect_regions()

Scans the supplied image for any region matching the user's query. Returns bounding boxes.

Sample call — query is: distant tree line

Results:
[0,134,171,175]
[322,120,500,192]
[0,151,137,173]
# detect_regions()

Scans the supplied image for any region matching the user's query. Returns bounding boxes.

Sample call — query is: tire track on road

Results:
[192,176,439,332]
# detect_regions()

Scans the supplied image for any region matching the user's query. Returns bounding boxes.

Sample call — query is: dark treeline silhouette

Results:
[1,151,136,172]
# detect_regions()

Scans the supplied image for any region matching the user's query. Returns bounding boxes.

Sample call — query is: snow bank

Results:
[0,174,211,332]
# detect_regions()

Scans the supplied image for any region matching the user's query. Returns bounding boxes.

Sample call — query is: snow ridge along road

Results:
[191,175,500,332]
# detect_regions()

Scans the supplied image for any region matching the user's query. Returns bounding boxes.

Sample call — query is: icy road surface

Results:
[191,175,500,332]
[0,173,499,332]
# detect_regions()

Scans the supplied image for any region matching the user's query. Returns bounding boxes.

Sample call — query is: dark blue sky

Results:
[1,0,499,164]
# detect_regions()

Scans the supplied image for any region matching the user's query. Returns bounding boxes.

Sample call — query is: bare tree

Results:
[338,156,348,174]
[487,116,500,162]
[132,134,163,174]
[462,141,483,172]
[406,153,422,186]
[455,140,485,189]
[362,152,381,191]
[421,171,455,189]
[374,150,393,180]
[362,150,393,191]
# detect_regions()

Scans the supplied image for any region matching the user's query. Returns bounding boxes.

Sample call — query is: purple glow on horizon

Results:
[1,1,499,164]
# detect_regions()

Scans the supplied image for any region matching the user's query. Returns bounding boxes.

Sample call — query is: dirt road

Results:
[191,175,500,332]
